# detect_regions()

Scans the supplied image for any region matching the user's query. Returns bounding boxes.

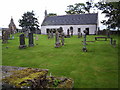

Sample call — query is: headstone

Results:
[51,30,54,38]
[55,30,61,48]
[110,38,113,45]
[36,35,39,41]
[78,32,80,38]
[70,27,73,36]
[82,30,88,52]
[28,33,34,47]
[61,32,65,46]
[48,30,50,39]
[71,30,73,36]
[113,40,116,48]
[19,34,27,49]
[67,29,70,38]
[2,30,8,43]
[81,33,82,37]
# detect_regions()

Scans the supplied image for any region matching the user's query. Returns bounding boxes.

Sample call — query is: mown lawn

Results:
[2,33,119,88]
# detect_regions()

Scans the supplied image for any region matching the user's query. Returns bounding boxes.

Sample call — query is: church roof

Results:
[41,13,98,26]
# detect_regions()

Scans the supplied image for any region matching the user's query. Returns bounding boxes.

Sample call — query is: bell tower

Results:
[45,10,48,17]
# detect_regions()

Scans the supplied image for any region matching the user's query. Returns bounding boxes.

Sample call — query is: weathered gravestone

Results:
[82,30,88,52]
[28,33,34,47]
[113,40,116,48]
[48,30,50,39]
[78,32,80,38]
[81,33,82,37]
[2,30,9,43]
[51,29,54,38]
[19,34,27,49]
[110,38,113,45]
[70,27,73,36]
[55,30,61,48]
[36,35,39,41]
[61,32,65,46]
[67,29,70,38]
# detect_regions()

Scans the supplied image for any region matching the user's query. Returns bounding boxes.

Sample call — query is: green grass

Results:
[2,33,119,88]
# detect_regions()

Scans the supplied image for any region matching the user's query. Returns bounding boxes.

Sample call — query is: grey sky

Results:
[0,0,107,29]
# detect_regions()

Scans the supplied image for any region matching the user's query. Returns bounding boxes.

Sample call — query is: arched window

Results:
[70,26,73,30]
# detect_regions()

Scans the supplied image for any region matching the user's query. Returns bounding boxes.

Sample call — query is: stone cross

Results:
[55,30,61,48]
[19,34,27,49]
[28,33,34,47]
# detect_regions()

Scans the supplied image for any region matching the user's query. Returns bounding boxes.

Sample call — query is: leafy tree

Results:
[48,13,57,16]
[95,1,120,30]
[85,1,93,13]
[65,1,94,14]
[65,3,85,14]
[19,11,40,33]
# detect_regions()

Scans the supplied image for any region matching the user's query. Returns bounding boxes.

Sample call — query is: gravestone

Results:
[110,38,113,45]
[70,27,73,36]
[36,35,39,40]
[61,32,65,46]
[78,32,80,38]
[48,30,50,39]
[82,30,88,52]
[113,40,116,48]
[51,30,54,38]
[55,30,61,48]
[81,33,82,37]
[2,30,8,43]
[71,30,73,36]
[19,34,27,49]
[28,33,34,47]
[67,29,70,38]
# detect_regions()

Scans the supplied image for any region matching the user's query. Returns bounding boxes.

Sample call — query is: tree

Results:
[65,3,85,14]
[85,1,93,13]
[48,13,57,16]
[19,11,40,33]
[95,1,120,30]
[65,1,94,14]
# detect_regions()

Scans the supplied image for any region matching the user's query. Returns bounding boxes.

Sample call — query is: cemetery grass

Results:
[2,33,119,88]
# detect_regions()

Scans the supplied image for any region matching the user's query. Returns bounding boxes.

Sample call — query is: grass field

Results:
[2,33,119,88]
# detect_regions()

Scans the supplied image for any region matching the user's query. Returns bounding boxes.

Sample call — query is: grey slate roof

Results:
[41,13,98,26]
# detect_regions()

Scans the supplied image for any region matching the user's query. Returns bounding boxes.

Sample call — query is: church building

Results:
[41,10,98,35]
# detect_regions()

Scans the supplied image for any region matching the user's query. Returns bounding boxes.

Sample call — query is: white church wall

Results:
[41,24,97,35]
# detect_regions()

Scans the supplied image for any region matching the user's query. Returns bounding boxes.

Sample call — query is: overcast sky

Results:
[0,0,107,29]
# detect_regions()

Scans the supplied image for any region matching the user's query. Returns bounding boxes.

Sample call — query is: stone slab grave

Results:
[1,66,73,89]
